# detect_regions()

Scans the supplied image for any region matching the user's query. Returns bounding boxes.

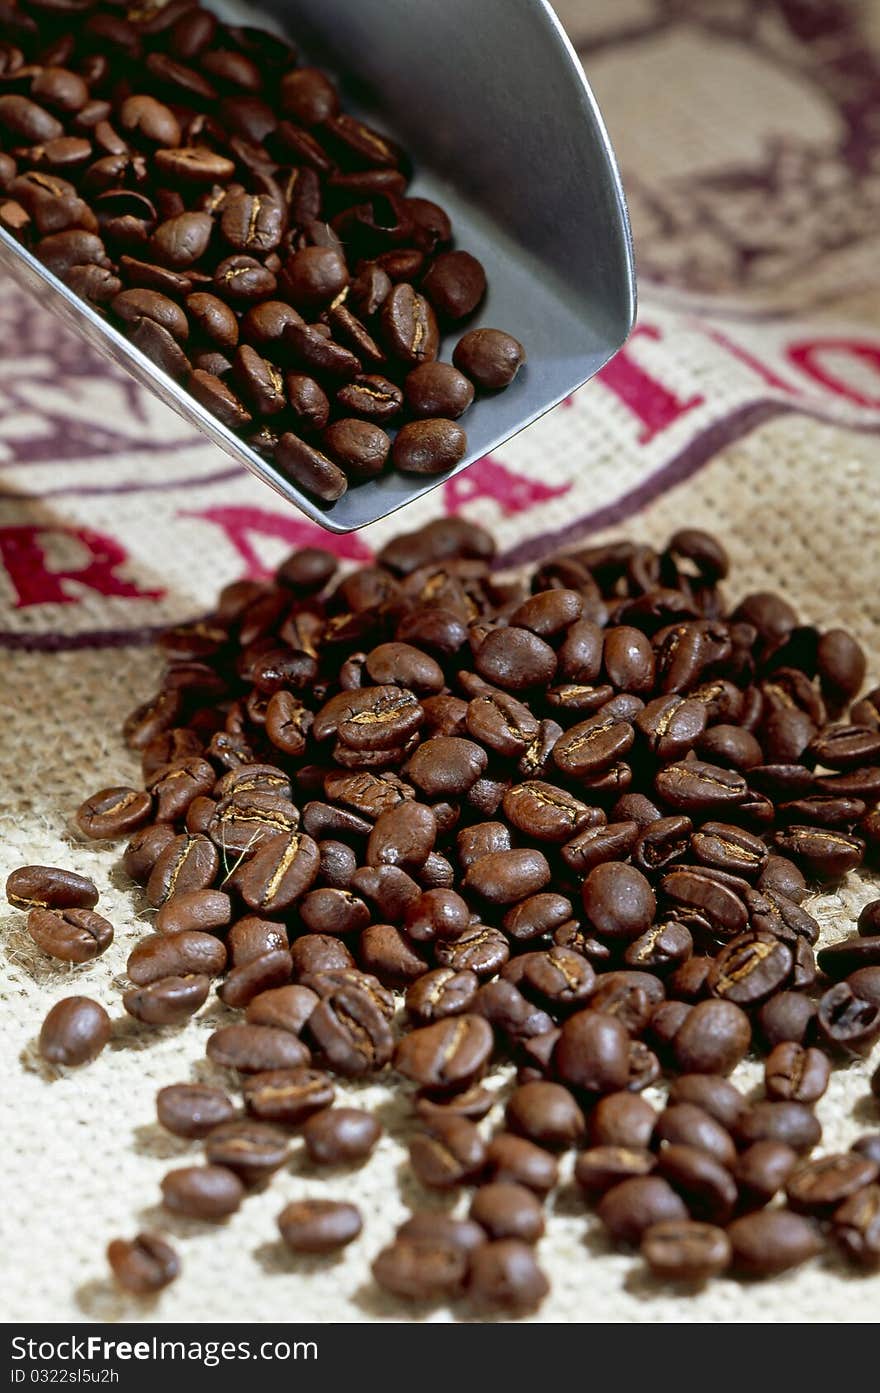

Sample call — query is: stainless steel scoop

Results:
[0,0,636,533]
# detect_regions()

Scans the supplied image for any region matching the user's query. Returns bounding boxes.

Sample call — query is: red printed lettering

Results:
[443,454,571,515]
[787,338,880,409]
[179,505,372,579]
[597,324,704,443]
[0,525,163,609]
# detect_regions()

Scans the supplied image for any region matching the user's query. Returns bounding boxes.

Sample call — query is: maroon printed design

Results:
[0,285,196,465]
[574,0,880,297]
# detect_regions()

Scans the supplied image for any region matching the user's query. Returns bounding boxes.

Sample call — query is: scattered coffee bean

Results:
[39,996,110,1067]
[277,1198,362,1253]
[107,1232,179,1294]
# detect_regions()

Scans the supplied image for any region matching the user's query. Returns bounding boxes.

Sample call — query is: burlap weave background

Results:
[2,0,879,1322]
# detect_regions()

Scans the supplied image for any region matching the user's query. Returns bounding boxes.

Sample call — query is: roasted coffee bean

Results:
[404,362,474,419]
[657,1144,737,1223]
[127,930,226,986]
[503,781,597,845]
[736,1101,822,1154]
[773,825,863,881]
[758,990,817,1047]
[817,935,880,980]
[217,949,293,1009]
[470,1181,544,1244]
[359,922,429,985]
[467,1239,548,1313]
[624,919,693,975]
[554,1009,630,1093]
[727,1209,822,1277]
[654,1102,736,1168]
[690,822,767,877]
[463,848,550,906]
[308,986,393,1075]
[242,1067,334,1126]
[707,931,793,1006]
[161,1165,244,1220]
[6,865,98,913]
[785,1152,878,1216]
[672,999,751,1075]
[764,1042,830,1104]
[453,328,526,389]
[204,1120,289,1186]
[655,760,747,811]
[77,786,153,838]
[391,418,468,475]
[206,1023,310,1074]
[590,1092,657,1150]
[817,979,880,1055]
[409,1114,487,1189]
[505,1081,584,1149]
[278,1198,362,1253]
[25,906,112,964]
[734,1139,799,1209]
[661,868,747,938]
[229,831,320,913]
[407,736,487,798]
[484,1133,558,1194]
[575,1145,657,1196]
[372,1236,467,1301]
[156,1083,236,1140]
[421,250,486,320]
[147,832,218,907]
[833,1184,880,1268]
[597,1176,689,1248]
[155,888,231,936]
[581,861,656,941]
[107,1233,179,1294]
[39,996,111,1067]
[641,1219,731,1282]
[275,431,348,502]
[123,973,210,1026]
[394,1014,493,1092]
[553,712,634,778]
[302,1107,382,1166]
[858,899,880,936]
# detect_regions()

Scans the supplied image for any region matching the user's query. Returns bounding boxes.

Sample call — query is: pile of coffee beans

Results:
[7,515,880,1311]
[0,1,526,501]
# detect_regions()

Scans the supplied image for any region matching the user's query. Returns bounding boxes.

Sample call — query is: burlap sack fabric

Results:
[2,0,880,1323]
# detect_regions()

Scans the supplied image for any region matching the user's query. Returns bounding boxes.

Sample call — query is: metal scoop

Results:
[0,0,635,533]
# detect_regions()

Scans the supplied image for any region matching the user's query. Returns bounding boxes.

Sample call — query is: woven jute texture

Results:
[2,0,880,1323]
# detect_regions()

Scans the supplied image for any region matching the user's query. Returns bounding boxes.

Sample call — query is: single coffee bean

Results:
[484,1133,558,1194]
[127,930,226,985]
[161,1165,244,1220]
[764,1042,830,1103]
[391,418,467,475]
[107,1232,179,1294]
[735,1101,822,1154]
[156,1083,236,1139]
[394,1014,493,1092]
[654,1102,736,1168]
[727,1209,822,1277]
[582,861,656,941]
[597,1176,689,1247]
[785,1152,878,1216]
[123,973,210,1026]
[308,986,394,1075]
[404,362,474,419]
[204,1120,289,1186]
[77,786,153,838]
[735,1140,799,1208]
[323,418,390,479]
[554,1009,631,1093]
[590,1093,657,1149]
[656,1144,738,1224]
[302,1107,382,1166]
[372,1236,467,1301]
[707,931,793,1006]
[453,328,526,389]
[641,1219,731,1282]
[242,1066,334,1125]
[39,996,111,1067]
[575,1145,657,1196]
[146,832,219,908]
[6,865,98,912]
[467,1239,548,1313]
[655,759,748,811]
[817,936,880,980]
[505,1081,585,1149]
[833,1184,880,1268]
[672,999,752,1075]
[409,1115,487,1189]
[277,1198,362,1253]
[27,907,113,964]
[470,1182,544,1243]
[155,888,231,935]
